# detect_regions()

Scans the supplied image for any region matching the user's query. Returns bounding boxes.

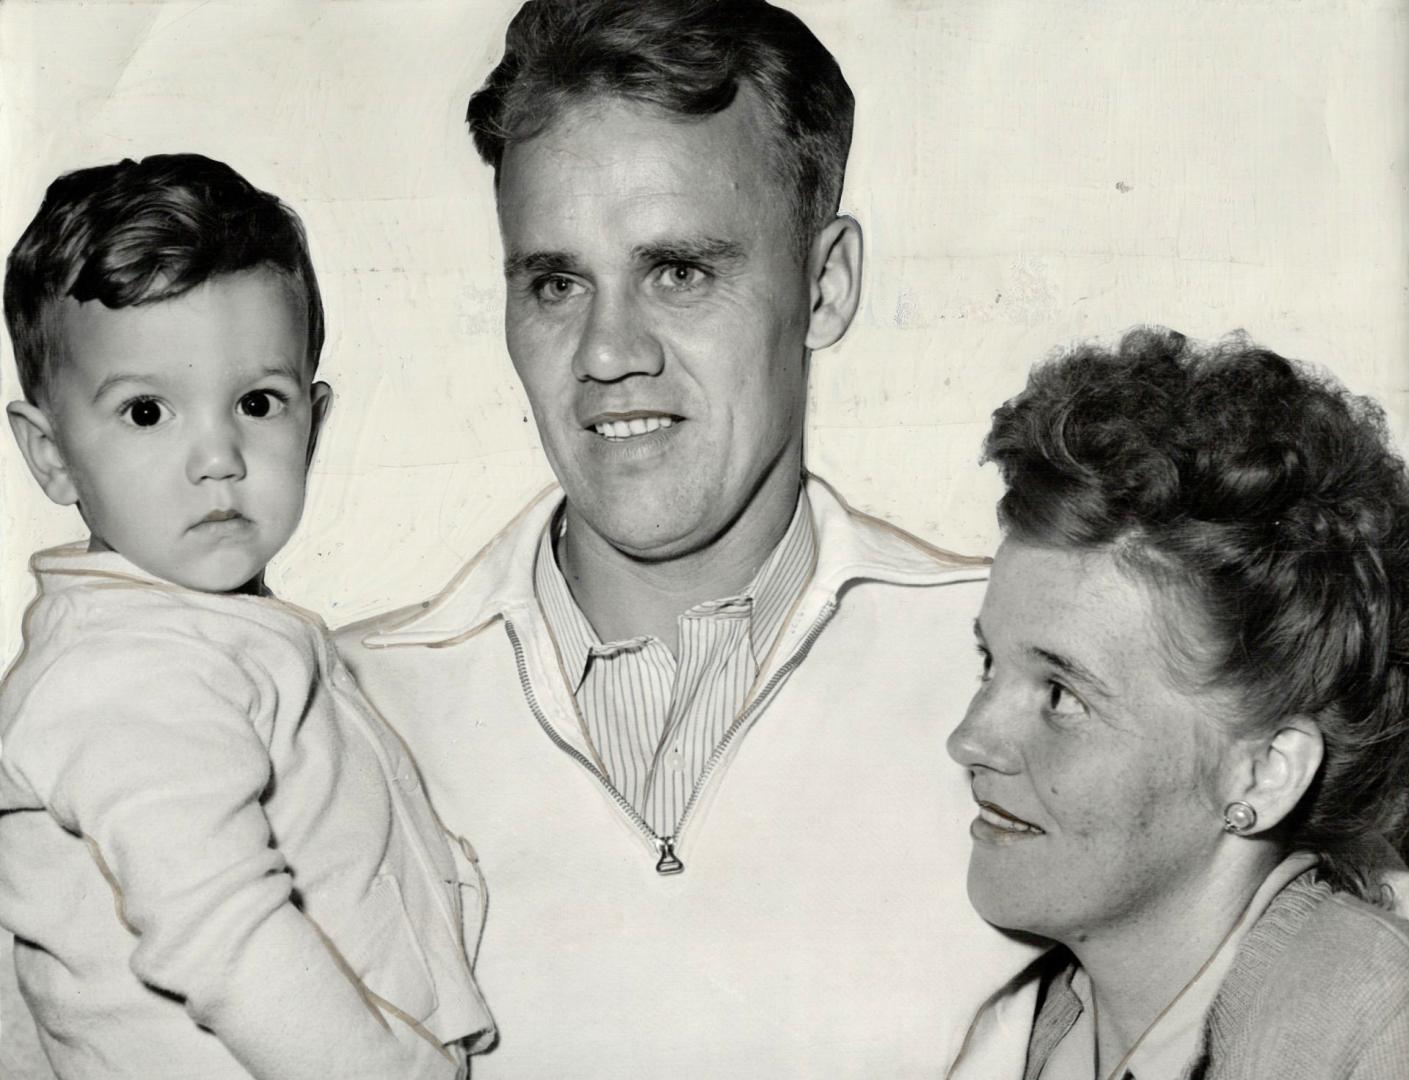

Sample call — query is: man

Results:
[339,1,1039,1075]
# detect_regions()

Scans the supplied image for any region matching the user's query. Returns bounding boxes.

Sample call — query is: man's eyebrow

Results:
[1029,646,1114,699]
[503,250,581,279]
[972,617,986,645]
[633,237,745,266]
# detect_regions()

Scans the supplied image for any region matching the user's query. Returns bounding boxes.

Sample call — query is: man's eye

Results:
[533,275,583,303]
[655,263,708,291]
[238,389,288,418]
[120,397,166,428]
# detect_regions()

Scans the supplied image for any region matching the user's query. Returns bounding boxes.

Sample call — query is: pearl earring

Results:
[1222,801,1258,834]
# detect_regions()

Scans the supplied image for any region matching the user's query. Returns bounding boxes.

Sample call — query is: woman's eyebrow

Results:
[1029,645,1115,700]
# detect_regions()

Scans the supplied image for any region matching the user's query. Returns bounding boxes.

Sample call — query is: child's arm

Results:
[4,631,462,1080]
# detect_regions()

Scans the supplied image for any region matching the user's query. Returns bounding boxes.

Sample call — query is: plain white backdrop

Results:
[1,0,1406,655]
[0,3,1406,1075]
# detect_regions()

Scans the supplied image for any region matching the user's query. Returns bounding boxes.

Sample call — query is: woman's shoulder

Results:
[1291,876,1409,964]
[1199,873,1409,1078]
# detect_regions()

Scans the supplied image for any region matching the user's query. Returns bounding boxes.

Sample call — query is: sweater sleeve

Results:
[1347,994,1409,1079]
[4,630,460,1080]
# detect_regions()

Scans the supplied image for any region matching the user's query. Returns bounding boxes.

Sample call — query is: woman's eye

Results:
[121,398,165,428]
[238,389,287,418]
[975,646,993,682]
[1046,681,1085,716]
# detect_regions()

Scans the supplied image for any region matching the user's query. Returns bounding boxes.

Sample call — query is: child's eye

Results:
[120,397,166,428]
[238,389,288,418]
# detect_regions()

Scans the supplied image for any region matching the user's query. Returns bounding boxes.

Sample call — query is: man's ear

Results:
[7,401,78,506]
[804,214,863,351]
[1230,719,1325,834]
[306,381,333,470]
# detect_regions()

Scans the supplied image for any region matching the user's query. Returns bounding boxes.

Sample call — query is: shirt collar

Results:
[356,474,989,649]
[25,542,273,598]
[532,488,817,689]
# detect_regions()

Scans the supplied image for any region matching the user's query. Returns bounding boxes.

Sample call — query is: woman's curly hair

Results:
[984,327,1409,897]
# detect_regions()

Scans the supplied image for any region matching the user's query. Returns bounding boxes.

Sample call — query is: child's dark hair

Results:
[4,153,325,405]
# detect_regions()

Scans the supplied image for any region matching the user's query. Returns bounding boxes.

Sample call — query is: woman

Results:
[947,328,1409,1079]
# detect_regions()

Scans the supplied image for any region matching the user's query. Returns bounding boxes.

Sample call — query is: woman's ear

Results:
[804,214,863,352]
[7,401,79,506]
[306,381,333,470]
[1232,719,1324,834]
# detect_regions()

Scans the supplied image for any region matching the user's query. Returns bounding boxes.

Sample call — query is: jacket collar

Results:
[358,474,990,649]
[26,542,274,598]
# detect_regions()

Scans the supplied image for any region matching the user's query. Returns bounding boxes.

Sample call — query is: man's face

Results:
[497,88,814,560]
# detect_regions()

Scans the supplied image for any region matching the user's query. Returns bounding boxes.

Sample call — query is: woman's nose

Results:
[946,686,1021,774]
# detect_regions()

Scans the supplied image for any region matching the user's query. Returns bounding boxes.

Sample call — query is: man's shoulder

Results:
[332,601,433,654]
[334,483,562,659]
[805,475,991,589]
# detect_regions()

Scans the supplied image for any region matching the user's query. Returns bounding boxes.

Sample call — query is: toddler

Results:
[0,154,492,1079]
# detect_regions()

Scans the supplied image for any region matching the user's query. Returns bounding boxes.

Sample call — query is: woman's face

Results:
[947,538,1235,944]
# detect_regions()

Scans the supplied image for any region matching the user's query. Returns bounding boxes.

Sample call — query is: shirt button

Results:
[668,749,684,773]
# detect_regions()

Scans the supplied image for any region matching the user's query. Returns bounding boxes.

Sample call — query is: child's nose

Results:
[187,423,246,484]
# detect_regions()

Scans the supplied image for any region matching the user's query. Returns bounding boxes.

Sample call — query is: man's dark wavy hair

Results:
[465,0,854,254]
[984,327,1409,898]
[4,153,325,405]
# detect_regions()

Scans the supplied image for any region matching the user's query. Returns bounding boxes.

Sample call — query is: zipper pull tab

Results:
[655,837,684,875]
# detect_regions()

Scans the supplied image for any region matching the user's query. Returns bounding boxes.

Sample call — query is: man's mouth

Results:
[975,800,1045,836]
[586,411,682,440]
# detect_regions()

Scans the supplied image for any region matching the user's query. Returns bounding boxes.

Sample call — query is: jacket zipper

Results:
[503,619,673,870]
[504,598,838,875]
[671,599,837,847]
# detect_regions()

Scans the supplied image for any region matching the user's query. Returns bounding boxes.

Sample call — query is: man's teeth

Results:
[593,416,675,439]
[978,804,1044,834]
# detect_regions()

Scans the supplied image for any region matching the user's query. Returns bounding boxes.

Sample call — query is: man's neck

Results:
[557,476,804,656]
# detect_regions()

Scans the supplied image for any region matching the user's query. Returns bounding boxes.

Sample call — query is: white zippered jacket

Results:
[337,476,1042,1079]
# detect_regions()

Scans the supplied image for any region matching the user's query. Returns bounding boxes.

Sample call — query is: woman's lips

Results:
[974,799,1045,836]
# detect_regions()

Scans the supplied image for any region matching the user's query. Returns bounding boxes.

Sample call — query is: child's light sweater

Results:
[0,545,494,1080]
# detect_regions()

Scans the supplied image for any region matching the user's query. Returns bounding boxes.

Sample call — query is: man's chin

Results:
[565,496,716,563]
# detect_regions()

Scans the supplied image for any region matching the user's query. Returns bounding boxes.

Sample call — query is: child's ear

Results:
[7,401,79,506]
[306,381,333,470]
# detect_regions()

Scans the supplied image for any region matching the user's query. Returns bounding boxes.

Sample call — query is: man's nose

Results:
[571,291,664,382]
[186,417,247,484]
[946,687,1021,774]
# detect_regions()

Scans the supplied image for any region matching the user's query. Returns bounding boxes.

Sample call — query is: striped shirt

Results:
[533,491,817,838]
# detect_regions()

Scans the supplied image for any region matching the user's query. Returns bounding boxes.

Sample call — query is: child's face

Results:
[32,268,329,592]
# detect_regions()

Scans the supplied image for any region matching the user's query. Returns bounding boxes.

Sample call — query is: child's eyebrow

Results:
[256,363,304,382]
[90,373,158,403]
[90,365,303,403]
